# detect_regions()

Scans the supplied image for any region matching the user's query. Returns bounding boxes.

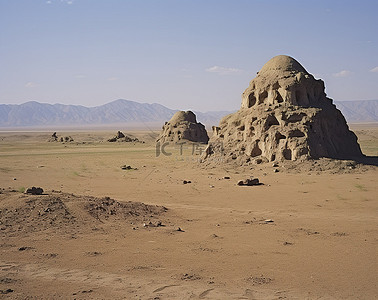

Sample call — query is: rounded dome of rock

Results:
[170,111,196,124]
[157,110,209,144]
[205,55,363,165]
[259,55,308,75]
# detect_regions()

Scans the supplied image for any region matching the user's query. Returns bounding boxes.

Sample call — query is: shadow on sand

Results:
[354,155,378,167]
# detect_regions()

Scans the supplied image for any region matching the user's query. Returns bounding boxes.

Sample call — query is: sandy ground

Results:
[0,126,377,299]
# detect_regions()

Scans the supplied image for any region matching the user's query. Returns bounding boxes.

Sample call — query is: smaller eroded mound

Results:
[0,191,167,235]
[108,131,143,143]
[157,111,209,144]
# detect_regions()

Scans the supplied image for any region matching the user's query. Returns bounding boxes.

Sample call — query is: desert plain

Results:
[0,125,377,299]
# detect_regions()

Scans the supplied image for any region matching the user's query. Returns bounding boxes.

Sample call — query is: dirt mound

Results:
[85,196,166,222]
[0,193,75,234]
[203,55,363,166]
[0,191,167,235]
[157,111,209,144]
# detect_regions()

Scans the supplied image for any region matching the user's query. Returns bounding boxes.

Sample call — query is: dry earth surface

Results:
[0,126,377,299]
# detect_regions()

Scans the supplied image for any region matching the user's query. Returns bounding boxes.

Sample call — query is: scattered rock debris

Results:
[108,131,142,143]
[143,221,164,228]
[246,275,273,285]
[180,273,201,281]
[121,165,137,170]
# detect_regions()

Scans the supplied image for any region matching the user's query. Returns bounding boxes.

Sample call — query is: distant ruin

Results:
[157,111,209,144]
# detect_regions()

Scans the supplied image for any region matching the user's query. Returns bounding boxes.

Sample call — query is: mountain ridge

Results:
[0,99,377,128]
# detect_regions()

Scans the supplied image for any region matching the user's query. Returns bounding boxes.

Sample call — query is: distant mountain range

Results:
[334,100,378,123]
[0,99,232,128]
[0,99,377,128]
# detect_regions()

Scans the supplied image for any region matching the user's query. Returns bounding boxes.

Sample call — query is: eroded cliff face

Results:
[157,111,209,144]
[204,55,363,164]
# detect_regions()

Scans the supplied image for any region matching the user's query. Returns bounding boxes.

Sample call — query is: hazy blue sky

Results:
[1,0,377,111]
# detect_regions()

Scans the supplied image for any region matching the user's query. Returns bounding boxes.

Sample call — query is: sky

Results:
[0,0,377,112]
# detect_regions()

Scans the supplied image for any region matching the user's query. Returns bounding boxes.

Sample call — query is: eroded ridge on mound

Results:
[204,55,363,165]
[157,111,209,144]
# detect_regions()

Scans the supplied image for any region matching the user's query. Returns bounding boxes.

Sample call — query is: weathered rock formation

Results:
[108,131,142,143]
[204,55,363,164]
[157,111,209,144]
[48,133,73,143]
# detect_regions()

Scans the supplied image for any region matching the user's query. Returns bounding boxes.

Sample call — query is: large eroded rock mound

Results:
[157,111,209,143]
[204,55,363,164]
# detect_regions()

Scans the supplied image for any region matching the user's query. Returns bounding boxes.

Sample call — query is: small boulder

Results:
[237,178,261,186]
[25,187,44,195]
[0,289,14,295]
[121,165,132,170]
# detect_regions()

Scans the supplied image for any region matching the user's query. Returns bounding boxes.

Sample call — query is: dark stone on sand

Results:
[121,165,132,170]
[0,289,14,294]
[18,246,32,251]
[116,131,125,139]
[25,187,44,195]
[237,178,261,186]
